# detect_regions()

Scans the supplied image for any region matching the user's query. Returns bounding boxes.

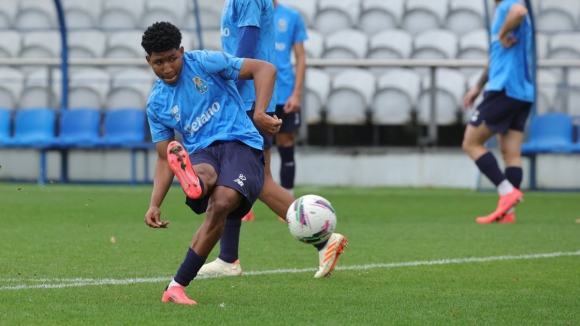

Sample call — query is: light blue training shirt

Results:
[221,0,277,112]
[274,4,308,105]
[487,0,535,103]
[146,50,263,154]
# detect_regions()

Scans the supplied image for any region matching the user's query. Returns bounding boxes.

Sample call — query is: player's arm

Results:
[498,3,528,48]
[284,42,306,114]
[463,61,489,109]
[144,138,174,228]
[238,58,281,135]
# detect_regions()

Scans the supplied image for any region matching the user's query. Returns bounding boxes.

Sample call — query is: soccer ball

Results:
[286,194,337,245]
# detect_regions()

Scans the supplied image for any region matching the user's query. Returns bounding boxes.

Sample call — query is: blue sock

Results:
[314,240,328,251]
[505,167,522,189]
[278,145,296,190]
[174,248,206,287]
[218,218,241,263]
[475,152,506,186]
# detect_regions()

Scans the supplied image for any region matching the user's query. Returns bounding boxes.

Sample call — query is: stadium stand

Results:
[20,31,61,58]
[326,68,375,124]
[314,0,360,36]
[566,69,580,116]
[20,68,62,109]
[412,29,458,60]
[304,29,324,58]
[548,33,580,59]
[0,67,24,110]
[4,108,56,147]
[62,0,102,29]
[0,108,11,146]
[141,0,189,30]
[56,108,102,147]
[278,0,317,27]
[107,68,155,110]
[105,31,146,58]
[373,69,421,125]
[521,113,575,153]
[359,0,404,36]
[446,0,485,37]
[100,0,145,29]
[536,69,560,115]
[304,68,331,124]
[0,30,21,57]
[323,29,368,59]
[98,109,146,147]
[0,1,18,28]
[535,0,579,32]
[69,68,111,110]
[417,68,465,125]
[68,30,107,58]
[402,0,448,36]
[15,0,58,30]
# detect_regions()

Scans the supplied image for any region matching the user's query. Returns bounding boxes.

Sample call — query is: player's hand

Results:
[283,94,301,113]
[500,33,517,48]
[462,86,481,109]
[254,112,282,136]
[144,205,169,228]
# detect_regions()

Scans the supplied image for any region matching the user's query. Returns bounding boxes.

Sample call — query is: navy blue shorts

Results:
[246,109,274,150]
[275,105,301,133]
[185,141,265,219]
[469,90,532,134]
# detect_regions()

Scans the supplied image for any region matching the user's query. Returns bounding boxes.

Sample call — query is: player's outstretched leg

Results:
[313,233,348,278]
[167,141,202,199]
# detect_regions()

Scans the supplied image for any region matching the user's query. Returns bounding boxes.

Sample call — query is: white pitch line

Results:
[1,251,579,291]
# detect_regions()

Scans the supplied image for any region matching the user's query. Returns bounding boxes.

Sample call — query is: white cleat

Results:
[314,233,348,278]
[197,258,242,277]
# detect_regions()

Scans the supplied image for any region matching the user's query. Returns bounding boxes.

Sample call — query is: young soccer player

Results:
[273,0,308,198]
[462,0,533,223]
[141,22,281,305]
[197,0,347,279]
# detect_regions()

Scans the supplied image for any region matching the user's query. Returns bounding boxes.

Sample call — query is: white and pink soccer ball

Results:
[285,195,337,245]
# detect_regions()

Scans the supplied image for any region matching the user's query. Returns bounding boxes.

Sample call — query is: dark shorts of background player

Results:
[185,141,265,219]
[246,109,274,150]
[469,89,532,134]
[275,105,301,134]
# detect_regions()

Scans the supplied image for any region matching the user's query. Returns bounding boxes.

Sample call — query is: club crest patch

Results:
[277,19,288,33]
[193,77,208,94]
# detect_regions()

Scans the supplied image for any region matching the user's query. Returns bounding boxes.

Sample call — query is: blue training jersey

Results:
[221,0,277,112]
[486,0,535,103]
[274,4,308,105]
[146,50,263,154]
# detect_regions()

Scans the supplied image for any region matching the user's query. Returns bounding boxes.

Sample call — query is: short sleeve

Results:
[236,0,262,28]
[146,105,174,143]
[199,50,245,80]
[292,13,308,44]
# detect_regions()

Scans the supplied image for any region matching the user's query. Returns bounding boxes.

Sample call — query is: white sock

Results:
[497,180,515,196]
[168,279,184,289]
[285,188,294,196]
[506,207,515,214]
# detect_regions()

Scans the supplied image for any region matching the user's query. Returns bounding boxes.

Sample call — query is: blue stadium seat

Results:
[521,113,574,154]
[6,108,56,147]
[98,109,146,147]
[0,108,11,146]
[56,109,101,148]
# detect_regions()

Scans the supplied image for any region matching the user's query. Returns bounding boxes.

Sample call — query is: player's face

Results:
[146,47,184,85]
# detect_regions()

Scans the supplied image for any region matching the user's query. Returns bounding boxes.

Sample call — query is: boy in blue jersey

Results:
[141,22,280,305]
[198,0,347,279]
[462,0,533,224]
[273,0,308,198]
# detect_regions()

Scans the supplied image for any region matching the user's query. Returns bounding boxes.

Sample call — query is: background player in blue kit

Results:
[141,22,280,305]
[198,0,347,279]
[273,0,308,199]
[462,0,533,224]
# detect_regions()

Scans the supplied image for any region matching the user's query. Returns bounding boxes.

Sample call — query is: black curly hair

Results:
[141,22,182,56]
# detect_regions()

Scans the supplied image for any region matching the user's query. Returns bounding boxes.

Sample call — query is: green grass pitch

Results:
[0,184,579,325]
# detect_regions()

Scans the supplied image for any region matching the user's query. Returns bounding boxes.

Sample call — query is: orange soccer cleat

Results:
[498,211,516,223]
[476,189,523,224]
[314,233,348,278]
[241,210,254,221]
[161,286,197,305]
[167,141,202,199]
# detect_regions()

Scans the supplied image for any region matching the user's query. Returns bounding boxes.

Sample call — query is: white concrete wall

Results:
[0,148,579,189]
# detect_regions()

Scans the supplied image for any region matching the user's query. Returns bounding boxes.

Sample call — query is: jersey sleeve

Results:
[292,13,308,44]
[146,104,174,143]
[199,50,245,80]
[235,0,262,28]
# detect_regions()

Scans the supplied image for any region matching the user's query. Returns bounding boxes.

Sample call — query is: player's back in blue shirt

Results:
[274,4,308,105]
[146,50,263,154]
[221,0,276,112]
[487,0,535,103]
